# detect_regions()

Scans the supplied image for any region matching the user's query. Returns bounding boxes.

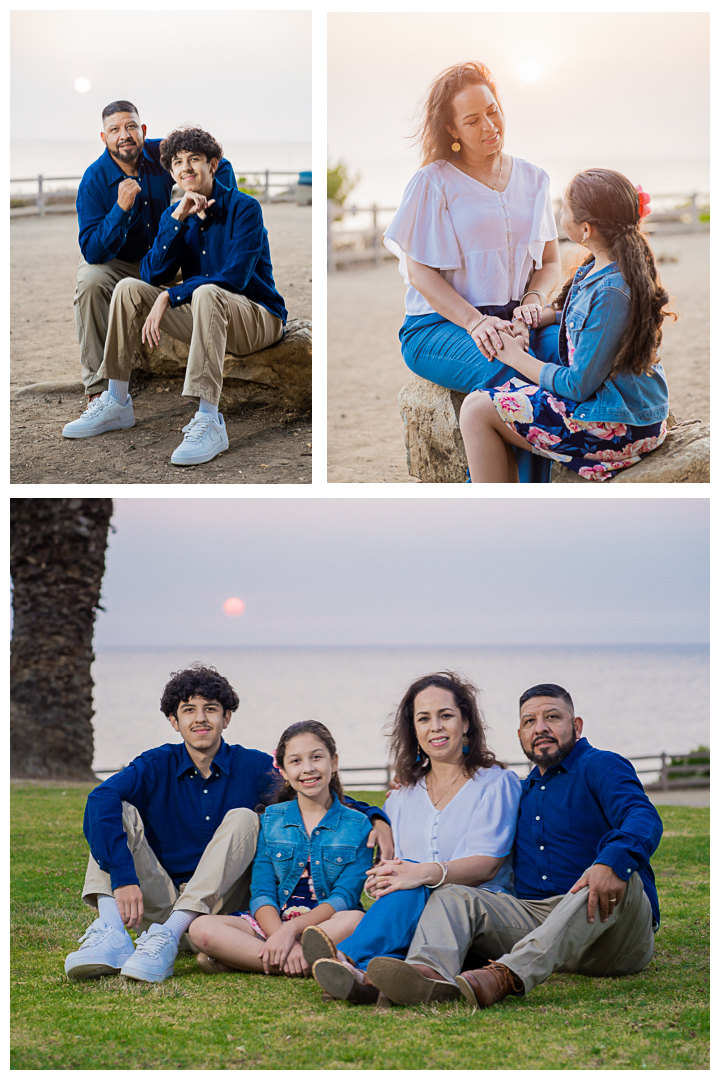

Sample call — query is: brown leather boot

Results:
[456,962,524,1008]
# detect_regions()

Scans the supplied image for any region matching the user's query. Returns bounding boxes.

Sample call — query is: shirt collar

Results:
[99,143,151,187]
[574,260,619,286]
[281,791,343,829]
[205,178,232,221]
[175,737,231,779]
[525,736,590,784]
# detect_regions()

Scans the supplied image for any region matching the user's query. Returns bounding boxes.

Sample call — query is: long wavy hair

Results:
[265,720,346,810]
[413,61,504,168]
[388,671,504,786]
[554,169,676,377]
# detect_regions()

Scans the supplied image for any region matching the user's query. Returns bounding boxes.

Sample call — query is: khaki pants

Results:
[406,870,655,993]
[97,278,284,406]
[73,256,144,395]
[82,803,260,950]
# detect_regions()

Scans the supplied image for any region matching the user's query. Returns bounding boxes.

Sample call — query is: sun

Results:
[518,60,543,83]
[223,597,246,618]
[74,77,91,93]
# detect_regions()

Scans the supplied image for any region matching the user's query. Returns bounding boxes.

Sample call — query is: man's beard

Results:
[111,140,142,166]
[523,730,578,770]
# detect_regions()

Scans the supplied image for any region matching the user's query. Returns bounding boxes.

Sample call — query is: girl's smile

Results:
[279,733,338,809]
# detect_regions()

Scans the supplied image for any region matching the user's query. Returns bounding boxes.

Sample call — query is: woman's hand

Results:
[365,858,438,897]
[469,315,514,359]
[513,301,543,329]
[257,923,299,974]
[141,291,171,347]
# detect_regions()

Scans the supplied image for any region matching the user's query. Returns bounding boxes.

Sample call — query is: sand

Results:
[328,233,709,484]
[10,203,311,485]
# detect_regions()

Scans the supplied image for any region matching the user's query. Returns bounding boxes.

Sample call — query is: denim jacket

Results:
[538,260,669,425]
[249,793,373,916]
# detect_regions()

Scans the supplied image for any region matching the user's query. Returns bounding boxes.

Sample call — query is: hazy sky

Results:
[328,11,709,200]
[10,9,311,143]
[93,498,709,648]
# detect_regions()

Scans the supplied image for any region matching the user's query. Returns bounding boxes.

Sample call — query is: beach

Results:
[328,233,709,484]
[10,204,311,485]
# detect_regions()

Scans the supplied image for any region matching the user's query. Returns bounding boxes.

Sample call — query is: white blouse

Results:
[383,764,522,895]
[384,157,558,316]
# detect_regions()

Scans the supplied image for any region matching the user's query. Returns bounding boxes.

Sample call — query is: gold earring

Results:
[451,138,461,160]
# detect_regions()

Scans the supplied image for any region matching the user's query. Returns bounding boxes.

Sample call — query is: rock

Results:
[398,375,709,484]
[550,418,709,483]
[398,376,468,483]
[134,318,311,413]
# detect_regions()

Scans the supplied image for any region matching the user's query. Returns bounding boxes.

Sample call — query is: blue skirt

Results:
[400,307,561,483]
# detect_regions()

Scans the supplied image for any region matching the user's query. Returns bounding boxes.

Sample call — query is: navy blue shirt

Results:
[140,179,287,323]
[76,139,236,265]
[513,738,663,927]
[83,739,387,891]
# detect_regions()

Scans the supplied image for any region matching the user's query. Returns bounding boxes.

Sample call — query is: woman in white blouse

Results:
[384,63,562,480]
[301,671,521,1004]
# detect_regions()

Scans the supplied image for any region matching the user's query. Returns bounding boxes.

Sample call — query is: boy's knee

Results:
[191,283,225,310]
[221,807,259,835]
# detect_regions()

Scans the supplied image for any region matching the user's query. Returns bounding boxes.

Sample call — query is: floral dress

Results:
[481,329,667,480]
[233,863,317,939]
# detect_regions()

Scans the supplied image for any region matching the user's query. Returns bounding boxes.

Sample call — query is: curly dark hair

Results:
[159,126,223,171]
[265,720,346,809]
[160,663,239,719]
[554,168,677,377]
[388,671,504,786]
[413,61,504,168]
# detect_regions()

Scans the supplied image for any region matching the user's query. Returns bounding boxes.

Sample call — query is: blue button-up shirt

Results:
[76,139,236,265]
[513,738,663,927]
[539,260,669,426]
[83,739,387,891]
[140,179,287,323]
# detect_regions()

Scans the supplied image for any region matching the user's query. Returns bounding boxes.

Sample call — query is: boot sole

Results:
[455,974,481,1007]
[366,957,460,1005]
[312,959,378,1003]
[301,926,337,967]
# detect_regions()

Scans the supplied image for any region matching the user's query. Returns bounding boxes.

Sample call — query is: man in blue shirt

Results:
[65,125,287,467]
[64,664,391,984]
[367,683,662,1008]
[69,101,236,403]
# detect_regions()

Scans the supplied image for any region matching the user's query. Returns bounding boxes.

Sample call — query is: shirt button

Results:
[542,875,547,881]
[298,862,304,867]
[540,786,545,790]
[315,860,320,865]
[336,857,343,863]
[540,845,545,850]
[163,245,166,249]
[276,852,282,858]
[203,789,208,794]
[205,816,210,821]
[627,868,632,873]
[283,890,289,895]
[535,815,540,821]
[202,250,206,255]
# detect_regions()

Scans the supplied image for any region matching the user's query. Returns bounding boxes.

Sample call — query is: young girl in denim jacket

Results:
[189,721,373,977]
[459,169,674,482]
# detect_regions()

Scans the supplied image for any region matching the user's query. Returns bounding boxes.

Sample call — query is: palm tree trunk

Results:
[10,498,113,780]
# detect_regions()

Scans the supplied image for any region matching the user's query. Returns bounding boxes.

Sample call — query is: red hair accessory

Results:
[271,747,280,769]
[636,184,651,220]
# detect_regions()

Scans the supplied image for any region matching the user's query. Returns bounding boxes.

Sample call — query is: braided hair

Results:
[554,169,676,377]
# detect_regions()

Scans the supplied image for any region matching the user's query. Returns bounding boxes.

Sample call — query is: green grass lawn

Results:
[11,786,708,1070]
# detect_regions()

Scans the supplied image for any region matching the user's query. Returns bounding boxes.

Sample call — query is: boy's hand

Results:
[172,191,216,222]
[142,290,171,347]
[113,884,144,928]
[368,817,394,860]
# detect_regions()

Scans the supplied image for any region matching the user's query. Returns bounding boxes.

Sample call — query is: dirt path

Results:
[328,233,709,484]
[10,204,311,485]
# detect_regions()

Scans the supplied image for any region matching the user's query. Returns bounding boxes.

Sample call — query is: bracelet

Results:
[521,289,547,308]
[466,315,488,336]
[428,860,449,889]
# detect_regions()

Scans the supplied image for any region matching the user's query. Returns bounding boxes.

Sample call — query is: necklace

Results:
[458,151,504,191]
[427,767,465,808]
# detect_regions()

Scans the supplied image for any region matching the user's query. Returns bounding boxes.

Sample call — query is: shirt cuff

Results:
[325,894,350,913]
[538,362,558,393]
[249,895,281,918]
[593,848,638,882]
[109,866,140,891]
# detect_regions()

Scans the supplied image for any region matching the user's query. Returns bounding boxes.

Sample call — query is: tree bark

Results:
[10,498,113,780]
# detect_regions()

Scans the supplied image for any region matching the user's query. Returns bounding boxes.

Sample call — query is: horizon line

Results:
[93,641,709,651]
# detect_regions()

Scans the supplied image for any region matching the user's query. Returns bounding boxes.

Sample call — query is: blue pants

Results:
[338,886,430,972]
[400,308,561,483]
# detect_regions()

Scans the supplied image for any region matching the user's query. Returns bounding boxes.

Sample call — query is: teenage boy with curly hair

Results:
[65,125,287,466]
[64,664,391,984]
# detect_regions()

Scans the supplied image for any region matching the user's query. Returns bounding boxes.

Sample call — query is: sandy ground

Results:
[10,203,311,485]
[328,233,709,484]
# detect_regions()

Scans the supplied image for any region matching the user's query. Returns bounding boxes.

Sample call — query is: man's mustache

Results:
[532,735,558,748]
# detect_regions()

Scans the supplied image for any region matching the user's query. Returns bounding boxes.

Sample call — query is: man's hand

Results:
[142,291,171,347]
[171,191,216,222]
[570,863,627,923]
[113,884,144,928]
[117,178,141,211]
[368,817,394,861]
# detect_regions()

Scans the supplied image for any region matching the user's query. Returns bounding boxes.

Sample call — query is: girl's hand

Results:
[469,315,513,360]
[510,317,530,351]
[513,302,543,329]
[257,923,298,974]
[141,291,171,347]
[282,941,311,978]
[497,329,526,363]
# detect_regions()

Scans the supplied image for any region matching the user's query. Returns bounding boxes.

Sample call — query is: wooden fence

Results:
[10,170,305,216]
[328,191,710,271]
[95,750,709,790]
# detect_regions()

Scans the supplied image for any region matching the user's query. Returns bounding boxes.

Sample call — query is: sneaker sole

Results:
[65,960,128,980]
[62,418,135,439]
[120,964,174,983]
[170,441,229,466]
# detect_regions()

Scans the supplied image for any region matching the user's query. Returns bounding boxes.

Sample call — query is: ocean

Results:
[90,644,708,785]
[10,140,311,196]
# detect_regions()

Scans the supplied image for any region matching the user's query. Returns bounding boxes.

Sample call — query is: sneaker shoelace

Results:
[77,923,116,947]
[135,929,174,956]
[180,416,215,444]
[81,397,112,419]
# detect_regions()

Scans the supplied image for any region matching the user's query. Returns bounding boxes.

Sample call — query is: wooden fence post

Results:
[37,175,45,218]
[660,751,668,790]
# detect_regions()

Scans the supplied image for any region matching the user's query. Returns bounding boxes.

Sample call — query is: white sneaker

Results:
[62,390,135,438]
[170,411,229,466]
[120,924,178,983]
[64,918,135,980]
